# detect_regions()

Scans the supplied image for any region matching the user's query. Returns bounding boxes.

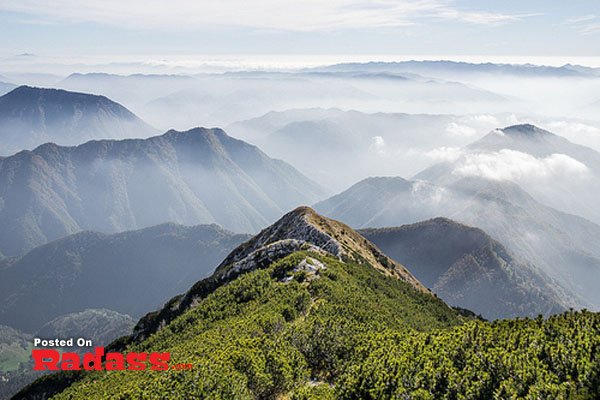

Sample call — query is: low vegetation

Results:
[20,249,599,399]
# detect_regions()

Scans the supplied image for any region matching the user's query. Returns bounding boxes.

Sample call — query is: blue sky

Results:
[0,0,598,57]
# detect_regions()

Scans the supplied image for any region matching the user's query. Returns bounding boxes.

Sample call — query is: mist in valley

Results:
[2,56,600,311]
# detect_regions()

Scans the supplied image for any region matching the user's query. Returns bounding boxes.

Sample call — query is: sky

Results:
[0,0,599,61]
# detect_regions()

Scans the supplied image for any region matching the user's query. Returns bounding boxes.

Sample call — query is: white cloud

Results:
[452,149,590,181]
[0,0,538,31]
[564,13,600,35]
[546,121,600,136]
[581,23,600,35]
[411,180,447,205]
[435,8,541,26]
[458,114,499,125]
[566,15,596,24]
[544,120,600,150]
[445,122,477,138]
[369,135,387,156]
[425,146,462,162]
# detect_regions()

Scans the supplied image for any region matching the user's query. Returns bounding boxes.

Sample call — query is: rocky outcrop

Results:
[127,207,430,344]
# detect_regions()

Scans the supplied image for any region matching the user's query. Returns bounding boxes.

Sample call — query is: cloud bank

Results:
[452,149,590,181]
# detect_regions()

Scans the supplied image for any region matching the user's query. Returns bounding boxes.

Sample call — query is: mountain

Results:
[130,206,431,342]
[311,60,587,78]
[228,108,507,191]
[314,176,600,310]
[417,124,600,225]
[16,208,600,399]
[61,69,509,130]
[360,218,566,319]
[0,223,250,332]
[0,86,156,154]
[0,127,324,256]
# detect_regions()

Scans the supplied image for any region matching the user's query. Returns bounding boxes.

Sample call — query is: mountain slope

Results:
[17,208,459,399]
[0,86,156,154]
[0,223,250,332]
[0,127,324,256]
[130,206,431,342]
[360,218,566,319]
[16,208,600,400]
[315,176,600,310]
[417,124,600,224]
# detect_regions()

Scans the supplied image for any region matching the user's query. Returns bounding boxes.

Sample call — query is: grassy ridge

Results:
[21,250,600,399]
[51,251,460,399]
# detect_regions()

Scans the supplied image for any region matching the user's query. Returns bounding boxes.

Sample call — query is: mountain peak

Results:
[129,207,430,342]
[468,123,558,152]
[214,206,427,292]
[0,84,156,154]
[165,126,226,137]
[499,124,553,138]
[3,85,110,103]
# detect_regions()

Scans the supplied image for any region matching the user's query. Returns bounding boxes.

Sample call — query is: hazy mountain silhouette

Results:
[0,127,325,256]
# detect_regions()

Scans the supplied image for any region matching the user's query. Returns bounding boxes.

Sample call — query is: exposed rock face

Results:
[221,239,327,279]
[215,207,343,273]
[215,206,427,292]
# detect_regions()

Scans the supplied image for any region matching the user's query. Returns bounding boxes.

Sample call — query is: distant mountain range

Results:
[60,69,509,130]
[0,81,16,96]
[315,174,600,310]
[228,108,508,191]
[0,223,250,332]
[360,218,566,319]
[417,124,600,224]
[0,86,156,155]
[309,60,588,78]
[0,127,324,256]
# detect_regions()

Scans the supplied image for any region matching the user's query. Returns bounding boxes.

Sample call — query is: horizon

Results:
[3,53,600,77]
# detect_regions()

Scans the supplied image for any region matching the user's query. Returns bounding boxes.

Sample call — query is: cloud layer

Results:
[452,149,590,181]
[0,0,537,31]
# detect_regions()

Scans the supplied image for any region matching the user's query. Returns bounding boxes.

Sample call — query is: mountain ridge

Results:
[0,222,250,332]
[314,174,600,310]
[417,123,600,225]
[129,206,432,344]
[0,86,156,154]
[360,217,567,319]
[0,126,325,256]
[15,206,600,399]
